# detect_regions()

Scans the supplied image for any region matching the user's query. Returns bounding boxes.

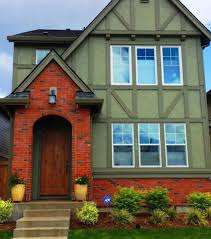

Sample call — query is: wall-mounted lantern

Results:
[49,87,57,104]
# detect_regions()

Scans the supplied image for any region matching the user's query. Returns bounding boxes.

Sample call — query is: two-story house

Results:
[0,0,211,206]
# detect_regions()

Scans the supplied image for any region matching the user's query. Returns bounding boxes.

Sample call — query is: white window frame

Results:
[110,45,132,85]
[164,123,189,168]
[161,46,183,86]
[112,123,135,168]
[136,46,158,86]
[138,123,162,168]
[36,49,50,64]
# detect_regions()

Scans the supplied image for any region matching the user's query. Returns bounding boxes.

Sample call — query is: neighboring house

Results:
[207,90,211,150]
[0,0,211,205]
[0,109,10,200]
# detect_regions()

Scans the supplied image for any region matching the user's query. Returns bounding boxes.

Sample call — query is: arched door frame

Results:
[32,115,72,200]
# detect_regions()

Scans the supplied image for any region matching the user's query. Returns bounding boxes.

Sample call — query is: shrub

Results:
[150,209,168,225]
[76,202,99,225]
[144,188,170,211]
[166,207,177,221]
[110,209,134,225]
[112,188,142,215]
[185,209,208,226]
[187,192,211,212]
[0,200,13,224]
[8,173,24,188]
[205,208,211,220]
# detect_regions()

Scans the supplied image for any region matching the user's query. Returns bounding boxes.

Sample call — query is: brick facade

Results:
[93,178,211,206]
[12,61,92,201]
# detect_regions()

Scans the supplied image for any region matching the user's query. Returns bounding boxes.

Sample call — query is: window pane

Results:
[112,46,131,84]
[123,124,132,134]
[139,124,160,145]
[167,146,187,166]
[137,48,156,85]
[162,47,182,85]
[113,133,122,144]
[113,124,122,134]
[164,66,180,84]
[140,146,160,166]
[36,50,50,64]
[113,146,133,166]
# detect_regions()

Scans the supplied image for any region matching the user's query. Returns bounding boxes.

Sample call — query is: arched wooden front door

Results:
[33,116,71,199]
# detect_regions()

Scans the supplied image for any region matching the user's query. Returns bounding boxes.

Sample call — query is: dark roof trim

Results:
[14,50,93,94]
[62,0,211,59]
[75,97,104,113]
[7,36,79,43]
[0,98,29,106]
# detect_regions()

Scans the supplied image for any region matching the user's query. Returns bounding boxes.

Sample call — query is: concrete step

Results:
[24,201,83,210]
[16,217,70,228]
[13,227,69,237]
[24,209,70,218]
[13,238,67,239]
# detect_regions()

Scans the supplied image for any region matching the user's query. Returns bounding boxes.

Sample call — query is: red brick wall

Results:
[12,61,91,201]
[93,178,211,206]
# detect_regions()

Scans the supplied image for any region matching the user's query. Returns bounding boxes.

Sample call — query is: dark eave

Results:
[7,36,78,43]
[75,92,104,113]
[0,98,29,106]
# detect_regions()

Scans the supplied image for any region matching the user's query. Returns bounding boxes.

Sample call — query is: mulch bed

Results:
[0,222,16,231]
[70,212,211,229]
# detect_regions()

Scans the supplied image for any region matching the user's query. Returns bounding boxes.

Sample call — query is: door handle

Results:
[66,163,70,174]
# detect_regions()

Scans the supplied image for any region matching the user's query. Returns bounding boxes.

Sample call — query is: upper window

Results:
[112,123,134,167]
[161,46,183,85]
[139,124,161,167]
[164,123,188,167]
[36,49,50,64]
[111,46,132,85]
[136,47,157,85]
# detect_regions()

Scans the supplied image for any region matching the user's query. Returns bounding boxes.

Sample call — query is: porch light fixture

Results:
[49,88,57,104]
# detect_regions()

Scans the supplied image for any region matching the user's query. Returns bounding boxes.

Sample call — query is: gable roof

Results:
[14,50,93,93]
[62,0,211,60]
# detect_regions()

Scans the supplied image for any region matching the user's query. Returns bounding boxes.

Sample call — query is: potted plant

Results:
[9,173,25,202]
[74,175,88,201]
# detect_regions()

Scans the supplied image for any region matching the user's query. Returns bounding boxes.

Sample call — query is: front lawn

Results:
[69,228,211,239]
[0,231,13,239]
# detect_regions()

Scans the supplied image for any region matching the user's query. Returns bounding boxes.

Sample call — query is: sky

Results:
[0,0,210,98]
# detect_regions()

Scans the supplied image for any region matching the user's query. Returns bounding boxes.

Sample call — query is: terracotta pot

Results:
[11,184,25,202]
[74,184,88,201]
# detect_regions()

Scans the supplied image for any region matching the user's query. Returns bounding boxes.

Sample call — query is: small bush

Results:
[205,208,211,220]
[166,207,177,221]
[185,209,208,226]
[187,192,211,212]
[111,209,134,225]
[76,202,99,225]
[0,200,13,224]
[113,188,142,215]
[144,188,170,211]
[150,209,168,225]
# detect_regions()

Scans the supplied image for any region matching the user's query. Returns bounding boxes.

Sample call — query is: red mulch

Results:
[0,222,16,231]
[70,212,211,229]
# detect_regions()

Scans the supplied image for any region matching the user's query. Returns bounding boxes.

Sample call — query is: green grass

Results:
[69,228,211,239]
[0,231,13,239]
